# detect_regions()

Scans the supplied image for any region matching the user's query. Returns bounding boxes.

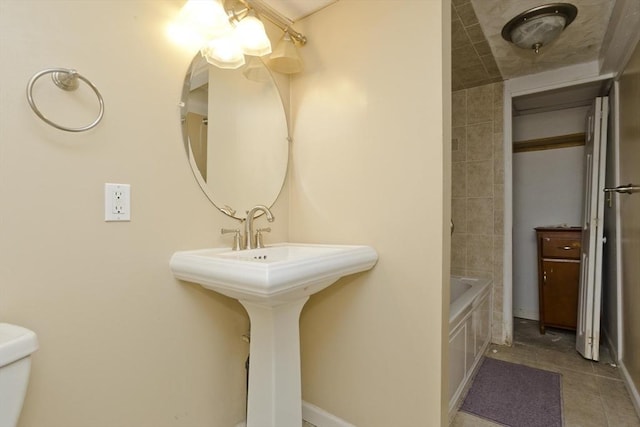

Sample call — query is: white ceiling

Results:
[265,0,337,21]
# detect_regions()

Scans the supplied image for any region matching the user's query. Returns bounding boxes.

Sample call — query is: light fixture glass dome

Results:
[268,32,303,74]
[201,36,246,69]
[180,0,233,41]
[242,57,271,82]
[235,13,272,56]
[501,3,578,53]
[510,14,566,51]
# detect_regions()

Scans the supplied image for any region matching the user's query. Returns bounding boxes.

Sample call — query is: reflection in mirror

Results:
[181,54,289,220]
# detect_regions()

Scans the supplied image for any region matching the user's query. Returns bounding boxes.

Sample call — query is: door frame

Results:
[602,82,624,361]
[501,61,614,345]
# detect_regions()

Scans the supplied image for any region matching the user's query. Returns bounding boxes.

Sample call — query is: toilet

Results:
[0,323,38,427]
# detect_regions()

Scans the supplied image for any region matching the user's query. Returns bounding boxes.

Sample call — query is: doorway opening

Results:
[503,76,618,362]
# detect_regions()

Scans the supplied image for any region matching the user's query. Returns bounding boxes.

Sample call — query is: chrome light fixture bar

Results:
[501,3,578,54]
[230,0,307,73]
[244,0,307,46]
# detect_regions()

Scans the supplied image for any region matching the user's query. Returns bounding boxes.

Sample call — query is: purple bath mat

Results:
[460,357,563,427]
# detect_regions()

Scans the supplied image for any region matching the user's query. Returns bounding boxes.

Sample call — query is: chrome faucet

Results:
[244,205,275,250]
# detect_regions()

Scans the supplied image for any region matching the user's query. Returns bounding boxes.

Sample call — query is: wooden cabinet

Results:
[535,227,582,334]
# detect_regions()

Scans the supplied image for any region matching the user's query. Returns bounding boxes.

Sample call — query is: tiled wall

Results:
[451,82,505,343]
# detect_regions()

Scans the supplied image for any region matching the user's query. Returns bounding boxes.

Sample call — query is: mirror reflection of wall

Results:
[185,112,208,180]
[206,66,283,211]
[181,55,289,220]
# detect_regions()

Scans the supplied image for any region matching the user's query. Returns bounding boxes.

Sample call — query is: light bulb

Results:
[235,14,272,56]
[201,35,246,69]
[178,0,232,42]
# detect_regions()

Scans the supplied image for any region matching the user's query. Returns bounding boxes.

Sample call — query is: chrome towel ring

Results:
[26,68,104,132]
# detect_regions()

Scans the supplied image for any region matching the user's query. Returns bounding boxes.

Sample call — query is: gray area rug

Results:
[460,357,563,427]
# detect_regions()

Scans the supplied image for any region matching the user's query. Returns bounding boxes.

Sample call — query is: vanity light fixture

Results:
[170,0,234,48]
[173,0,307,72]
[246,0,307,74]
[268,31,304,74]
[201,34,246,69]
[501,3,578,54]
[242,56,272,82]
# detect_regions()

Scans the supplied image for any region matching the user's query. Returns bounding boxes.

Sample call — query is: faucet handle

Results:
[221,228,243,251]
[255,227,271,249]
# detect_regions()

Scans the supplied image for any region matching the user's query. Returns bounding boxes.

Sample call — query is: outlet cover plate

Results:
[105,183,131,221]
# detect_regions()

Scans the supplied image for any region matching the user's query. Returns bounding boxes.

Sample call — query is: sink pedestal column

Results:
[239,297,309,427]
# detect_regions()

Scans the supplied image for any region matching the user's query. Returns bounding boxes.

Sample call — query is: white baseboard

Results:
[618,360,640,419]
[234,401,354,427]
[302,400,355,427]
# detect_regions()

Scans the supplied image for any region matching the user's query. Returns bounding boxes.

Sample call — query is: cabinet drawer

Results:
[541,237,581,259]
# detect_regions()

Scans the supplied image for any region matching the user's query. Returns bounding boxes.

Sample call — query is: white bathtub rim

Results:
[450,276,492,326]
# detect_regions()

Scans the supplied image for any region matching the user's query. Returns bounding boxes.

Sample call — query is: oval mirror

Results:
[180,55,289,220]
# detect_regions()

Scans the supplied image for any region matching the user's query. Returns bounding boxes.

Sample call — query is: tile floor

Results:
[452,318,640,427]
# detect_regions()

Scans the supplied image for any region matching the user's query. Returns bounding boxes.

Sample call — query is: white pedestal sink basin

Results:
[170,243,378,427]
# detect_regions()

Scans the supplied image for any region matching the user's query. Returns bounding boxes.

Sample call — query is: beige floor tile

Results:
[556,365,601,394]
[563,387,607,427]
[597,376,640,427]
[486,342,537,364]
[592,359,622,379]
[605,411,640,427]
[596,375,630,399]
[450,411,501,427]
[452,319,640,427]
[535,346,593,374]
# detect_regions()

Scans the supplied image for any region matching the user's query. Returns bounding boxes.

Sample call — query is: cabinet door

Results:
[474,295,491,356]
[542,260,580,329]
[448,323,466,402]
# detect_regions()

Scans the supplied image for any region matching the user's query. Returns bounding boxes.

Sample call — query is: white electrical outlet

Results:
[105,183,131,221]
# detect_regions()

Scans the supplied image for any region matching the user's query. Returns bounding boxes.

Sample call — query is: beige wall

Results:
[451,83,505,343]
[619,40,640,404]
[0,1,290,425]
[291,1,451,425]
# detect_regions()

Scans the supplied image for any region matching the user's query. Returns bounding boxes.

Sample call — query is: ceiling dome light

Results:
[501,3,578,53]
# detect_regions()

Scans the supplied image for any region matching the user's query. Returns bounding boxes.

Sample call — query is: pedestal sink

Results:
[170,243,378,427]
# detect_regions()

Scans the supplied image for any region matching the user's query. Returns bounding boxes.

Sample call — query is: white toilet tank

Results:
[0,323,38,427]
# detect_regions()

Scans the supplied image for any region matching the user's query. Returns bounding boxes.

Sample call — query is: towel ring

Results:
[26,68,104,132]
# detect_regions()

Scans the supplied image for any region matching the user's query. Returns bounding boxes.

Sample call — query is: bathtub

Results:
[448,276,492,419]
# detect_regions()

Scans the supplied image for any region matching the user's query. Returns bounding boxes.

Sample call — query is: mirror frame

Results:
[179,55,290,220]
